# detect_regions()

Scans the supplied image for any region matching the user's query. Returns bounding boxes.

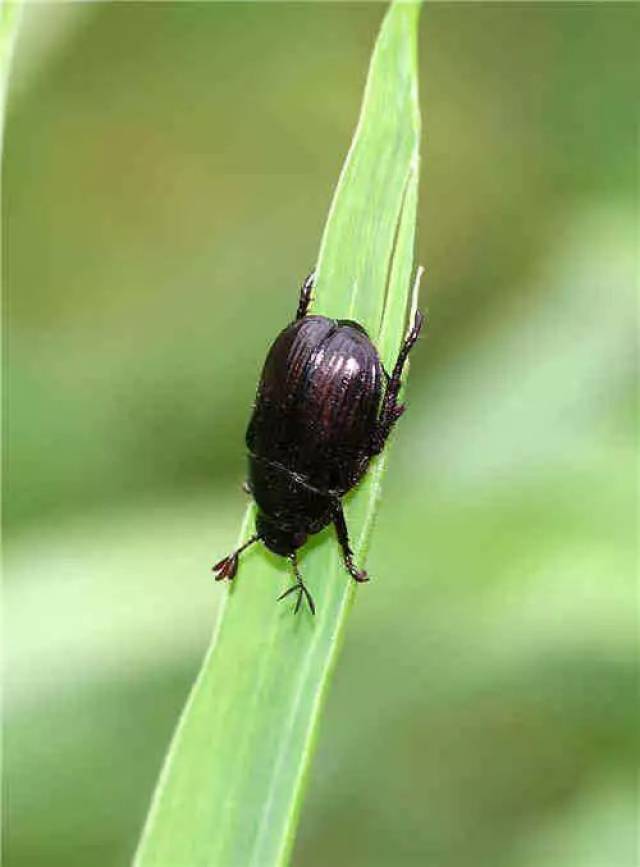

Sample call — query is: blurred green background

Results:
[3,3,637,866]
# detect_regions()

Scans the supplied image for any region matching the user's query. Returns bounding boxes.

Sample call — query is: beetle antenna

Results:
[277,552,315,616]
[212,534,260,582]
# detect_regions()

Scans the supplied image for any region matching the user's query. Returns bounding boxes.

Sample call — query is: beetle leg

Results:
[332,503,369,583]
[278,552,315,615]
[212,533,259,581]
[371,309,424,455]
[295,270,316,320]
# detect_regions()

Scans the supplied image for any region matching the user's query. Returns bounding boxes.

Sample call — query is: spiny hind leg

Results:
[295,270,316,320]
[371,309,424,455]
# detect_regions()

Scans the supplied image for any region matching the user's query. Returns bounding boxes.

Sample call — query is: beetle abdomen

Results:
[246,315,383,492]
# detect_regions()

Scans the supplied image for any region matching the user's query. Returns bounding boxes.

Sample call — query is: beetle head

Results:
[257,513,307,557]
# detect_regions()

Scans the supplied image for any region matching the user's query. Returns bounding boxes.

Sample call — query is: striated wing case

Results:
[246,315,383,492]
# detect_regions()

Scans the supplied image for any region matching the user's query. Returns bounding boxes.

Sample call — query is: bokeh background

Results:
[3,3,637,866]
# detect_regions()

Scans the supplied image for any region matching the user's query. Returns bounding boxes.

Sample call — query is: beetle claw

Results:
[212,553,238,581]
[342,550,369,583]
[278,581,316,616]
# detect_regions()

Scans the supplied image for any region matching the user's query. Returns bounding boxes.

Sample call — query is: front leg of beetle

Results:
[212,533,260,581]
[277,551,316,615]
[295,270,315,320]
[371,309,424,455]
[332,502,369,583]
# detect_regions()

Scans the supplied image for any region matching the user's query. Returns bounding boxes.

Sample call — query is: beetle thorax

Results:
[256,513,307,557]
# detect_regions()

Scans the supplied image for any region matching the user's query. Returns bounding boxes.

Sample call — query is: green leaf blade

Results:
[316,0,420,335]
[134,3,422,866]
[1,2,22,160]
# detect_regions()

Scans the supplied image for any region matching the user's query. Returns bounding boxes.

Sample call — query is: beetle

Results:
[213,271,423,614]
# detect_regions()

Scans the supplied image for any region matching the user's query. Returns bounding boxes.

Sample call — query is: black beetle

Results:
[213,271,423,614]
